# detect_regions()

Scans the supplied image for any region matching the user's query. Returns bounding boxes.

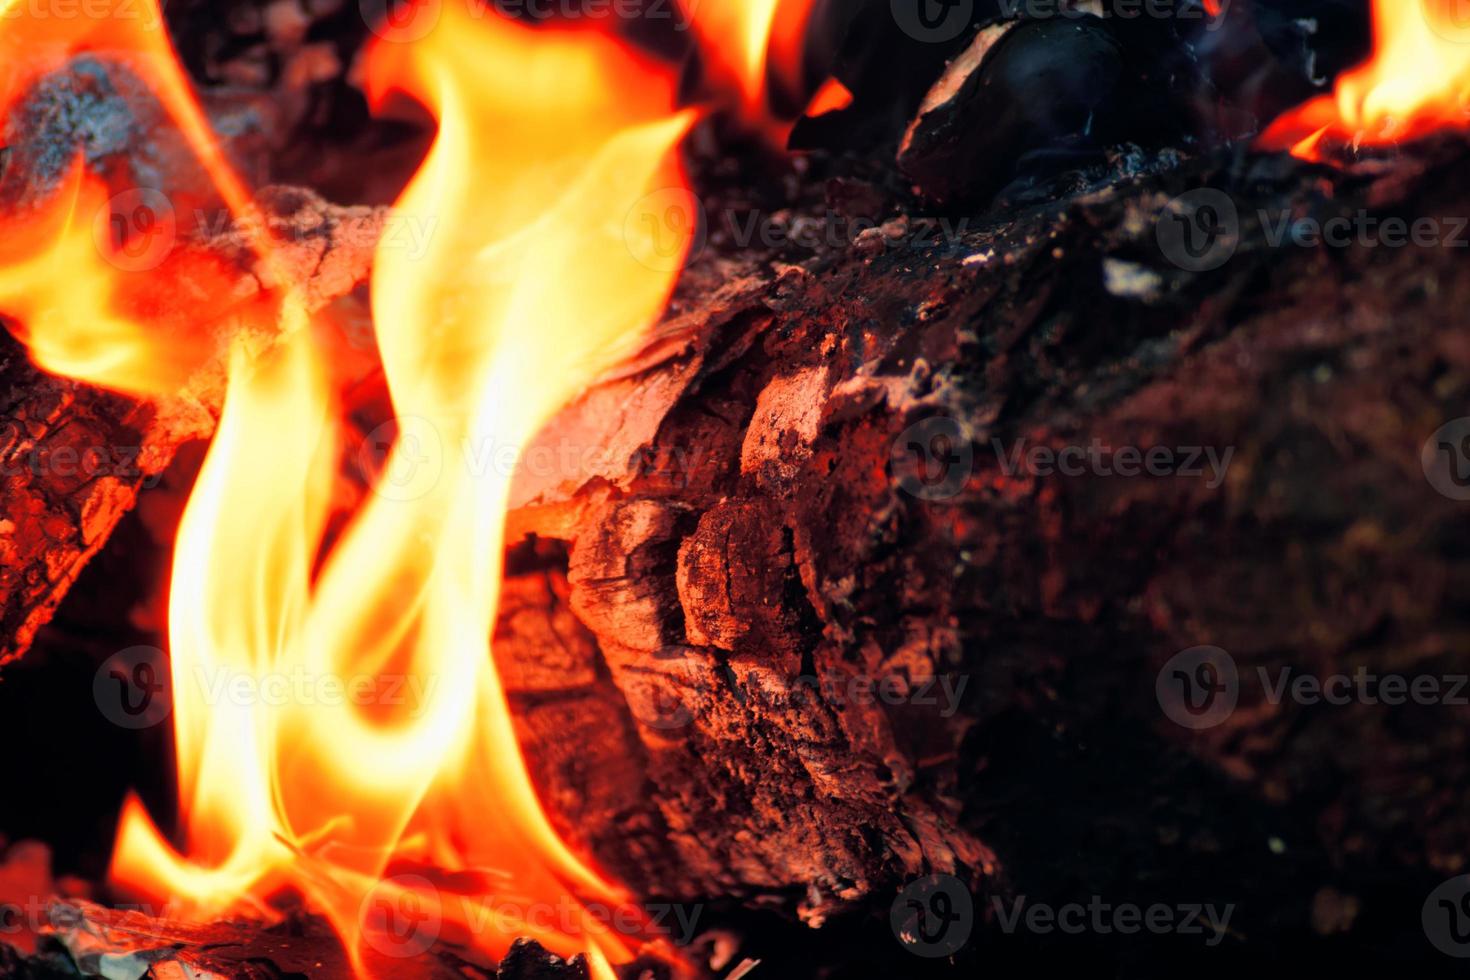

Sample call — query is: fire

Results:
[677,0,848,139]
[0,1,695,976]
[0,0,269,396]
[1260,0,1470,159]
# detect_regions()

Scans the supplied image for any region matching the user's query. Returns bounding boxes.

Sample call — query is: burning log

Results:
[496,135,1470,948]
[0,186,385,665]
[3,0,1470,975]
[5,135,1470,970]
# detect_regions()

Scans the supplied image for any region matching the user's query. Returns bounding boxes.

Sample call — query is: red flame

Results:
[1260,0,1470,160]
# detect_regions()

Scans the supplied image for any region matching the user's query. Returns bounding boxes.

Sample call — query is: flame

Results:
[1260,0,1470,159]
[677,0,836,139]
[1,1,696,976]
[0,0,252,214]
[0,0,272,395]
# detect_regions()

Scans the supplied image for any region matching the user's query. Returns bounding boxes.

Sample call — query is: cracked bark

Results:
[1,58,1465,962]
[495,140,1470,953]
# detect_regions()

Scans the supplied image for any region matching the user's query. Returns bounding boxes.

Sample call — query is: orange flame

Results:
[1,1,696,976]
[1260,0,1470,160]
[0,0,273,395]
[677,0,844,140]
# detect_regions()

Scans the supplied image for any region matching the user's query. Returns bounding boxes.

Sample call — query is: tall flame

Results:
[1,1,695,976]
[1260,0,1470,159]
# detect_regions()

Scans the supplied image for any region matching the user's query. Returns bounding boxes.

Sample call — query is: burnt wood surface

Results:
[4,138,1469,975]
[492,138,1470,970]
[0,11,1468,975]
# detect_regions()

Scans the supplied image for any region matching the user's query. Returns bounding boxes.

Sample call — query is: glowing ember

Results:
[0,1,697,976]
[1260,0,1470,160]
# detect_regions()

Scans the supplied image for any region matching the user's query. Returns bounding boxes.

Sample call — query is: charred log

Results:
[495,136,1470,968]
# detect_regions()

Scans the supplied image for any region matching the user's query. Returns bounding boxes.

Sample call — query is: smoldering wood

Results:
[494,136,1470,959]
